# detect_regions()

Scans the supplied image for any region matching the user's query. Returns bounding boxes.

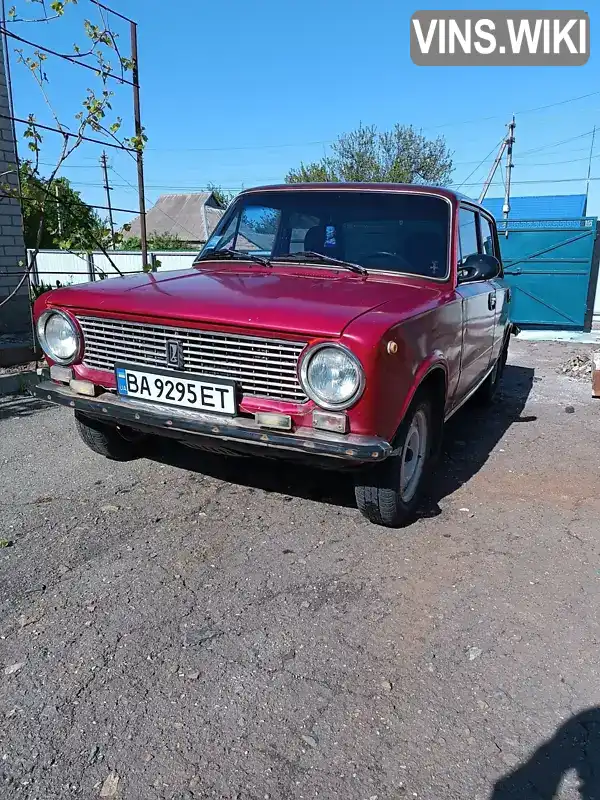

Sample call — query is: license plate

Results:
[115,363,236,415]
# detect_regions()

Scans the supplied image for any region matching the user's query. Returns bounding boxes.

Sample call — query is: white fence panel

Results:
[154,251,197,272]
[30,249,201,287]
[93,251,143,278]
[31,250,91,287]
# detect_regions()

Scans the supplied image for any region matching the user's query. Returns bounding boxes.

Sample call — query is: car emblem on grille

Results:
[166,339,184,370]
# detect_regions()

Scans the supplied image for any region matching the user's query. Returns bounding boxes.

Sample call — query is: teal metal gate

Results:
[496,217,600,330]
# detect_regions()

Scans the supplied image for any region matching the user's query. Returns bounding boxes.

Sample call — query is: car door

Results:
[455,205,497,400]
[480,212,510,362]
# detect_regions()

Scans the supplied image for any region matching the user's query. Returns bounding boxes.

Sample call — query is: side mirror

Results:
[458,253,501,283]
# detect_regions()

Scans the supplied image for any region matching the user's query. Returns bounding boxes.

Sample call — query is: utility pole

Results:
[100,151,116,249]
[478,139,508,203]
[586,126,596,202]
[478,116,517,205]
[130,20,149,270]
[503,115,516,224]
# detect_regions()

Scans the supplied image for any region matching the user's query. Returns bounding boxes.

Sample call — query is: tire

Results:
[75,412,145,461]
[354,392,438,528]
[476,336,509,406]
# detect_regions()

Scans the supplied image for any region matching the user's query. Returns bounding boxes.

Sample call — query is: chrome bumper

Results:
[35,382,392,463]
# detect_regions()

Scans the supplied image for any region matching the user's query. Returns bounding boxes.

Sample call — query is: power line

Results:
[455,138,505,190]
[140,90,600,152]
[515,91,600,116]
[427,90,600,131]
[109,164,205,242]
[519,129,596,157]
[516,152,600,167]
[453,176,600,189]
[65,179,250,189]
[145,139,333,153]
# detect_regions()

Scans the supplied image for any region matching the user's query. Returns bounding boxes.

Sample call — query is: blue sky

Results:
[8,0,600,226]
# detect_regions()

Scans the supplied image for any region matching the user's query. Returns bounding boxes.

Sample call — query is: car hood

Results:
[44,263,441,338]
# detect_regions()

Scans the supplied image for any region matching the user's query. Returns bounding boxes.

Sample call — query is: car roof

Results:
[240,182,482,209]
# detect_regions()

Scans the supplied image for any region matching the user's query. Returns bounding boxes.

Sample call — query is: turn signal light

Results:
[50,365,73,384]
[312,411,348,433]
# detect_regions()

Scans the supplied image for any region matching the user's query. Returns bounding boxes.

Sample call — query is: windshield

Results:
[197,190,450,279]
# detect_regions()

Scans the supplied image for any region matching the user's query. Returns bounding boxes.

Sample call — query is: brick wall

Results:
[0,34,31,337]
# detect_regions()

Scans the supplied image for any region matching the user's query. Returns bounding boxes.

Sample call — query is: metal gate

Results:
[496,217,600,330]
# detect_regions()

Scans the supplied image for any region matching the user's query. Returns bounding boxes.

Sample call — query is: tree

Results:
[20,162,109,251]
[207,183,237,209]
[0,0,148,309]
[118,232,189,251]
[286,124,454,186]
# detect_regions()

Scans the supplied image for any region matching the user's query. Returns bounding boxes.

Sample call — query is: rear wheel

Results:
[354,392,438,528]
[75,412,146,461]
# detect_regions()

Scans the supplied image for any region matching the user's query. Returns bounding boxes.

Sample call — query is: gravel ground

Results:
[1,339,600,800]
[0,362,40,377]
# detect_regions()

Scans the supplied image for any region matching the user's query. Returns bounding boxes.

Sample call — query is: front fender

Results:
[337,295,461,442]
[391,354,448,438]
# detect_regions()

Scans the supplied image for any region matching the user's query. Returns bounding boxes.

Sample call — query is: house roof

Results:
[126,192,225,242]
[482,194,588,220]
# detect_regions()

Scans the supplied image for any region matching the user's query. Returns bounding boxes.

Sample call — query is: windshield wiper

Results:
[276,250,368,276]
[197,248,272,267]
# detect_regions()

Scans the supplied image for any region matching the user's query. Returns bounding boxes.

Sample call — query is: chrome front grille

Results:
[77,316,309,403]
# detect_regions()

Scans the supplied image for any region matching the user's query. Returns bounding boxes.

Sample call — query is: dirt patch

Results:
[557,352,594,381]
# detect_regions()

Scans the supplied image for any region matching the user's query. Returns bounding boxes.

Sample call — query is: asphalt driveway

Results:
[1,339,600,800]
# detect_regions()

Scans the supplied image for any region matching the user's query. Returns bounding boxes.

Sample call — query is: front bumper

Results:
[35,381,392,463]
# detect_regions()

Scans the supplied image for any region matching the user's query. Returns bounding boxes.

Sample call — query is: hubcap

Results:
[400,409,428,503]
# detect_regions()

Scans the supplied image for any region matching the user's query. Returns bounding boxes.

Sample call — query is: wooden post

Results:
[593,352,600,398]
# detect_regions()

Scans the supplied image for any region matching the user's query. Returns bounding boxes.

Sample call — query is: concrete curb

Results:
[0,367,49,397]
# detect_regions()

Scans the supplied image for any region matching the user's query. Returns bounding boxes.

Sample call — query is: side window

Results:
[458,207,478,265]
[479,215,496,258]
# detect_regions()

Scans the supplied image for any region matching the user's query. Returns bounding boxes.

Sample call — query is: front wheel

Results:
[354,393,436,528]
[476,337,509,405]
[75,412,146,461]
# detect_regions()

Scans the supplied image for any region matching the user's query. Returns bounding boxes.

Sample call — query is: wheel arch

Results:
[391,359,448,444]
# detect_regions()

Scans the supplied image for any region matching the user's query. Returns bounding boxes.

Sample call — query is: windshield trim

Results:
[198,189,454,283]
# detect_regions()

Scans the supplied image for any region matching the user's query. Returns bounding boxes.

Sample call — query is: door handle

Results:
[488,292,497,311]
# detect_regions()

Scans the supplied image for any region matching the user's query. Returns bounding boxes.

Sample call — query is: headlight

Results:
[36,310,81,365]
[300,344,365,410]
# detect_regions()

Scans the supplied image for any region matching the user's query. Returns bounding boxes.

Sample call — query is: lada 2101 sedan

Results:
[34,183,512,527]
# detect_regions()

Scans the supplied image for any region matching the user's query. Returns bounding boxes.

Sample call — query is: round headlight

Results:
[300,344,364,410]
[37,310,80,365]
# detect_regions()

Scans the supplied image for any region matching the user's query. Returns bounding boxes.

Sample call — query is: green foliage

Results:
[286,124,454,186]
[207,183,236,209]
[124,129,148,153]
[19,162,110,251]
[30,280,69,302]
[119,232,190,252]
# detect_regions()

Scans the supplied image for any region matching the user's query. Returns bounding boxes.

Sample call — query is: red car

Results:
[34,183,511,527]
